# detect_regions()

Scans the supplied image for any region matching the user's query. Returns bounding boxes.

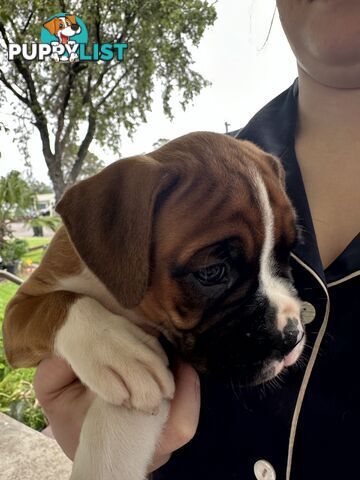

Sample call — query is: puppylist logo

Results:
[8,12,127,63]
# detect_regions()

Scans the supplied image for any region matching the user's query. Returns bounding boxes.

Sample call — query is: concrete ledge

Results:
[0,413,72,480]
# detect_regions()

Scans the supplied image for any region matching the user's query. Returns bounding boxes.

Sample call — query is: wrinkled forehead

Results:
[152,164,296,268]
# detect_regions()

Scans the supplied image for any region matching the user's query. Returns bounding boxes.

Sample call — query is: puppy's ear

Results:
[65,15,76,24]
[240,140,286,189]
[56,156,177,308]
[43,18,57,35]
[265,154,286,189]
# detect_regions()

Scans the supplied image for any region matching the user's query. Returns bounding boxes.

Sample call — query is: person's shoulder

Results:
[227,129,242,138]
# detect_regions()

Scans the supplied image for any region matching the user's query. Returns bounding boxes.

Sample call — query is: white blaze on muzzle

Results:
[249,168,302,334]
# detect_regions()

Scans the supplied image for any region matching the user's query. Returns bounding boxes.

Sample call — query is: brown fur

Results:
[43,15,77,36]
[3,227,82,367]
[2,132,296,369]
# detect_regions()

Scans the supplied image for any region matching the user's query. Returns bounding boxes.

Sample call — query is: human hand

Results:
[33,356,200,471]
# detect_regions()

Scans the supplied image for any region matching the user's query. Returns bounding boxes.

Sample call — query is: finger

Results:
[149,453,171,472]
[33,357,94,460]
[158,361,200,455]
[33,356,79,403]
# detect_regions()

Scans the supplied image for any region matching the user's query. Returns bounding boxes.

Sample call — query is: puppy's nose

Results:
[282,317,304,356]
[71,23,79,31]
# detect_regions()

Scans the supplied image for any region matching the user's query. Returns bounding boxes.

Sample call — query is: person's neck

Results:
[296,67,360,160]
[295,66,360,270]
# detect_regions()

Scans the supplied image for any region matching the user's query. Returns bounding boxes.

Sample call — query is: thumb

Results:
[160,360,201,454]
[33,356,83,405]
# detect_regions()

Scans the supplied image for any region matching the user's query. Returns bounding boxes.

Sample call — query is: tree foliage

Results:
[25,177,53,194]
[62,145,105,181]
[152,137,169,149]
[0,1,217,199]
[0,171,35,245]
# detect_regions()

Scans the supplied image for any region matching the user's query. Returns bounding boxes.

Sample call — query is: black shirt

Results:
[153,80,360,480]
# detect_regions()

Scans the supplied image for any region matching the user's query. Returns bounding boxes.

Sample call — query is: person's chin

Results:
[299,56,360,89]
[304,1,360,67]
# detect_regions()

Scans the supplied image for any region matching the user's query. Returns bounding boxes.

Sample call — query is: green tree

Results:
[24,176,53,195]
[62,145,105,181]
[152,137,169,149]
[0,1,217,200]
[0,171,35,245]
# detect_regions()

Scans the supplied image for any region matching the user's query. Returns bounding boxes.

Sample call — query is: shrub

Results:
[0,275,47,430]
[0,238,28,264]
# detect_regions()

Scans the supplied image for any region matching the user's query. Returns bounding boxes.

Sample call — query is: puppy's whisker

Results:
[229,376,241,400]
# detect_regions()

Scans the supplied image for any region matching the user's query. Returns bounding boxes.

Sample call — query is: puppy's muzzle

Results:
[176,307,305,385]
[281,317,304,356]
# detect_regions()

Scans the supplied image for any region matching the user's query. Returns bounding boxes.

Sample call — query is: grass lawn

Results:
[21,237,51,264]
[0,282,18,317]
[0,237,50,430]
[23,237,52,248]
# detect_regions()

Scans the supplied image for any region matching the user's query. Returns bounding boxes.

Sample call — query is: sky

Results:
[0,0,298,184]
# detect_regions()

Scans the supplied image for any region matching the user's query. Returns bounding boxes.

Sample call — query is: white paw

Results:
[69,52,78,62]
[54,297,175,413]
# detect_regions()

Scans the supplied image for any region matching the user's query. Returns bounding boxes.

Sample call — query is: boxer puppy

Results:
[3,132,305,480]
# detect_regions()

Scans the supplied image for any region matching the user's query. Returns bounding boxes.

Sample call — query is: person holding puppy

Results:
[34,1,359,479]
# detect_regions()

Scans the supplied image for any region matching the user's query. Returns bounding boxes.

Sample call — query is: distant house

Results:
[35,193,55,216]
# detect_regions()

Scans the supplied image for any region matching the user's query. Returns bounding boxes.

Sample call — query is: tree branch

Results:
[88,9,136,95]
[43,78,64,106]
[95,70,128,109]
[1,110,34,123]
[21,10,34,35]
[54,67,76,159]
[91,61,117,92]
[95,0,102,44]
[82,68,92,105]
[0,70,29,106]
[68,108,97,184]
[59,117,75,151]
[0,21,54,164]
[58,65,91,153]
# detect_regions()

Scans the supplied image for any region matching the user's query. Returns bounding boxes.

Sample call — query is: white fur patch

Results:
[57,267,149,328]
[54,296,175,479]
[54,296,175,411]
[57,267,122,314]
[249,169,302,332]
[71,397,170,480]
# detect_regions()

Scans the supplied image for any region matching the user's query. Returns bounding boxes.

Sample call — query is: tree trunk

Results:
[45,155,66,203]
[52,177,66,203]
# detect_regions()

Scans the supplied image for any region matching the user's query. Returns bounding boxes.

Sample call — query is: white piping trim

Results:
[327,270,360,288]
[286,253,330,480]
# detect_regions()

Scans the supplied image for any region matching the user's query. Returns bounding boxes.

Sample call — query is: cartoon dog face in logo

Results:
[43,15,81,45]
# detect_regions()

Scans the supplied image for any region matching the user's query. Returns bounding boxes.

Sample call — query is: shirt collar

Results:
[325,233,360,284]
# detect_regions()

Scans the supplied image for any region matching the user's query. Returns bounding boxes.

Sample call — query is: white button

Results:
[301,301,316,324]
[254,459,276,480]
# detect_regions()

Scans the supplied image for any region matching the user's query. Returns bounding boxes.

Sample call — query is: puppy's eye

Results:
[193,263,227,286]
[59,23,64,27]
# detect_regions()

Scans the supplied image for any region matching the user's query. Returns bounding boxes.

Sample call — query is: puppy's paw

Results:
[54,297,175,413]
[69,52,79,63]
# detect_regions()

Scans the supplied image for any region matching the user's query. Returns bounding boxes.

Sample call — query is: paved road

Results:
[10,223,55,238]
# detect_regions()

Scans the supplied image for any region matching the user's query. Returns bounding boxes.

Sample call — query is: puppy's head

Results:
[57,132,304,385]
[43,15,81,42]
